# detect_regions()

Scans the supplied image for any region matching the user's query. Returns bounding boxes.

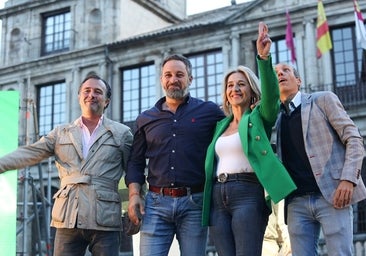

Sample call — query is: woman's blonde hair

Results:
[222,65,261,115]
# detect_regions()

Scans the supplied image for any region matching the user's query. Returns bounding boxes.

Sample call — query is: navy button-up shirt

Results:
[125,94,225,187]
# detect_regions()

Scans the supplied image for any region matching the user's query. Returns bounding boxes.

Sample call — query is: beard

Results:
[165,86,189,99]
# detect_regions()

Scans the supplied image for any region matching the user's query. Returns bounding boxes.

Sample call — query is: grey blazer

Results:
[276,91,366,205]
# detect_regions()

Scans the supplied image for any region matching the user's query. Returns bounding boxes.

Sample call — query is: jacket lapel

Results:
[212,117,232,143]
[301,93,312,147]
[205,116,232,179]
[68,125,83,160]
[238,111,250,156]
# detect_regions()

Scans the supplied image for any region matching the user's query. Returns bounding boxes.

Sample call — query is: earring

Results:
[251,97,255,105]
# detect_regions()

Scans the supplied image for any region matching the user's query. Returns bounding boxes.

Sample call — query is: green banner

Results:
[0,91,19,255]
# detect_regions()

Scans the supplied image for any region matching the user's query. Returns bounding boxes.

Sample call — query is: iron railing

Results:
[308,80,366,109]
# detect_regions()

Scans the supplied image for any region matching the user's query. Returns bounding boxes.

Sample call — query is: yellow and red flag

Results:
[316,0,332,58]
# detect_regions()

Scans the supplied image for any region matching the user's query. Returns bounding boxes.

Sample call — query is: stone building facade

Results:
[0,0,365,255]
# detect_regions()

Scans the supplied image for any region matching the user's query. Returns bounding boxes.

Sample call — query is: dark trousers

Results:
[53,228,120,256]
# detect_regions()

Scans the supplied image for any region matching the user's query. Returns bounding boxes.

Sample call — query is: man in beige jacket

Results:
[0,74,133,256]
[262,200,292,256]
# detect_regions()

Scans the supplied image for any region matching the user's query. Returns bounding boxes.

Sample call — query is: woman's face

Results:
[226,71,252,109]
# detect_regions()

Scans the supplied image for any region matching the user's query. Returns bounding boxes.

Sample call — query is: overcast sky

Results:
[187,0,251,15]
[0,1,251,14]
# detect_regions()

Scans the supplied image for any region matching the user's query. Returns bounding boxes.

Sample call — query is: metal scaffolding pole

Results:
[16,96,52,256]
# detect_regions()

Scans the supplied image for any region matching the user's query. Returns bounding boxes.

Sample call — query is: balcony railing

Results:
[308,80,366,109]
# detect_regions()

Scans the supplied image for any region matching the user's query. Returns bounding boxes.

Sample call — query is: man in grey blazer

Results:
[0,74,133,256]
[274,63,366,256]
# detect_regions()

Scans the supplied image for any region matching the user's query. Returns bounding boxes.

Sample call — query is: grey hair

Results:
[275,62,300,78]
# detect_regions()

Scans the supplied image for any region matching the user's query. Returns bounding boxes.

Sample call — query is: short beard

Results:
[166,87,189,99]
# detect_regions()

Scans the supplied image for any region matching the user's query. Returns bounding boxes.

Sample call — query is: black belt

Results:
[216,172,259,183]
[288,191,321,200]
[149,185,204,197]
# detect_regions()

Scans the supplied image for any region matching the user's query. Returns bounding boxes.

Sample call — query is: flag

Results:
[354,0,366,49]
[316,0,332,58]
[285,10,296,63]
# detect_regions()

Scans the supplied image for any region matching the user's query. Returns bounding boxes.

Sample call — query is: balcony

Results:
[309,80,366,109]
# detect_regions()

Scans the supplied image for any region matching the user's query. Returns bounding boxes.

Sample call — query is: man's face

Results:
[275,63,301,96]
[160,60,192,99]
[78,78,110,116]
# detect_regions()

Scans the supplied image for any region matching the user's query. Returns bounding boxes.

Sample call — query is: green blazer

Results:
[202,57,296,226]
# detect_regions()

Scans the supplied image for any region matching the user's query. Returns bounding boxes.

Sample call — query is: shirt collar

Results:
[280,91,301,115]
[78,115,104,128]
[291,91,301,108]
[156,93,191,111]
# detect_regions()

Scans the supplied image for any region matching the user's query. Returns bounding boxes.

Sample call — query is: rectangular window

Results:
[332,27,365,87]
[331,25,366,106]
[269,37,293,65]
[121,63,156,128]
[255,37,293,84]
[37,81,66,136]
[188,51,223,105]
[42,9,71,55]
[332,26,358,87]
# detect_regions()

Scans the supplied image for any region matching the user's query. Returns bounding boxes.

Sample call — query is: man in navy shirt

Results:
[125,54,225,255]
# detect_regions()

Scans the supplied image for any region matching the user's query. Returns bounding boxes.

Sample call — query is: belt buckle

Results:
[167,187,187,197]
[217,173,228,183]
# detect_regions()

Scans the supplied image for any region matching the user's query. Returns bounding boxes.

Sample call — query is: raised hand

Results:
[256,22,271,59]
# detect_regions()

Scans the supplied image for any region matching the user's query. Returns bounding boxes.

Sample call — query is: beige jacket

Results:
[0,117,133,231]
[263,200,292,256]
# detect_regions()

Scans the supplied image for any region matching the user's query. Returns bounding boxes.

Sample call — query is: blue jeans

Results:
[140,191,208,256]
[53,228,120,256]
[209,180,269,256]
[287,194,353,256]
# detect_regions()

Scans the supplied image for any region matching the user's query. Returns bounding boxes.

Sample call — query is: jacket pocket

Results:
[95,190,121,227]
[52,185,71,222]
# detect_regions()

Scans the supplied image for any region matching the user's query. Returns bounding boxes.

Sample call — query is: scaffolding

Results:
[16,98,53,256]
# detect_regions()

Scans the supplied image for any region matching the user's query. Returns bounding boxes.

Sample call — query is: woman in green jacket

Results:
[202,22,296,256]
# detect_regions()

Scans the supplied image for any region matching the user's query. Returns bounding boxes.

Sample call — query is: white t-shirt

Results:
[215,131,253,176]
